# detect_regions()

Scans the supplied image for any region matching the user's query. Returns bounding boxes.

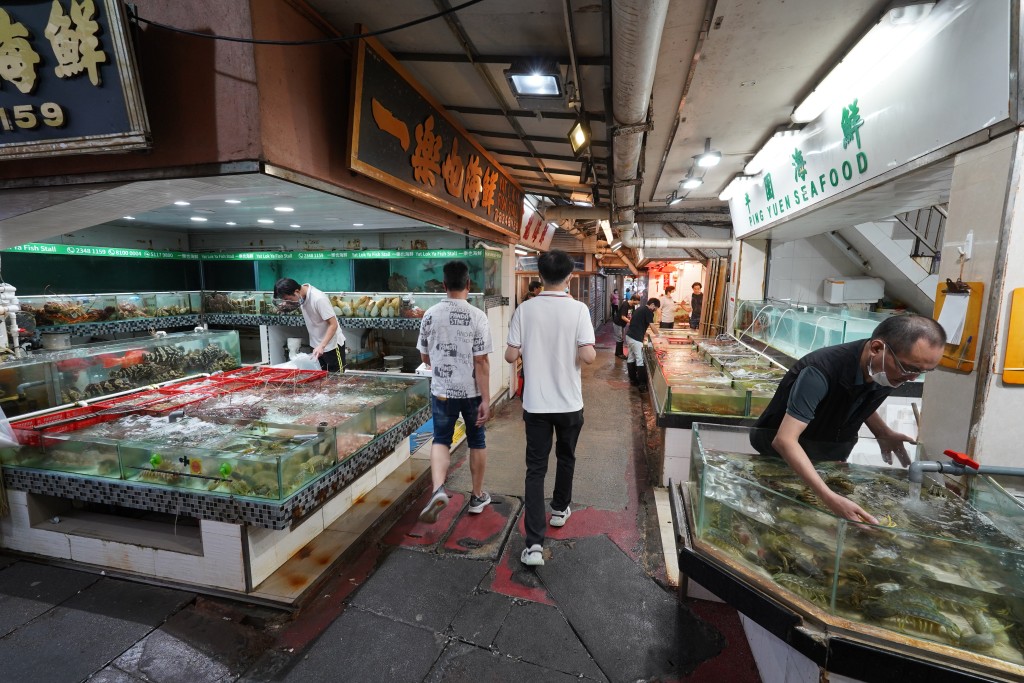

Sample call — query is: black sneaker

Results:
[467,491,491,514]
[418,487,449,523]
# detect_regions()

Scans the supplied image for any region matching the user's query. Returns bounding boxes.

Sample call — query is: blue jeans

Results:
[431,395,486,449]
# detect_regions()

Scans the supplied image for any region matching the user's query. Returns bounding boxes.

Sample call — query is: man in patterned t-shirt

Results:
[415,260,493,523]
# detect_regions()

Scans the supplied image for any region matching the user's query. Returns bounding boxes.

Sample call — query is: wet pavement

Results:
[0,325,761,682]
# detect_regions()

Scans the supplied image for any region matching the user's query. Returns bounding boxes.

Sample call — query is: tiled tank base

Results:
[0,410,430,599]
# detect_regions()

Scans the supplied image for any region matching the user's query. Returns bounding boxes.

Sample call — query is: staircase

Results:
[835,205,946,314]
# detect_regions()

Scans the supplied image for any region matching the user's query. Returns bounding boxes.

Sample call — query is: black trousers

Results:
[318,345,346,372]
[523,409,584,547]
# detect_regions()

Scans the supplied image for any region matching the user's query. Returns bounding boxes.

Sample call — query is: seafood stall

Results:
[0,331,241,418]
[643,331,785,486]
[670,423,1024,682]
[0,367,431,600]
[19,291,202,336]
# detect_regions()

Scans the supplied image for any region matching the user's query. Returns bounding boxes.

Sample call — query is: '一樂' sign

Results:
[0,0,149,159]
[349,35,524,238]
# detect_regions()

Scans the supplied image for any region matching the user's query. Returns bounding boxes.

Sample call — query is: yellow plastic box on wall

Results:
[1005,288,1024,384]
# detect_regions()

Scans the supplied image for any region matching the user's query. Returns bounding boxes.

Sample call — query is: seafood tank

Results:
[1,368,429,501]
[644,334,785,419]
[686,423,1024,677]
[0,331,241,417]
[19,291,197,327]
[734,299,892,360]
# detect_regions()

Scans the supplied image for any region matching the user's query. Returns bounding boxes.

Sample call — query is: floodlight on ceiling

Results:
[506,60,563,98]
[666,190,684,206]
[567,117,591,158]
[695,138,721,168]
[791,1,936,123]
[682,176,703,190]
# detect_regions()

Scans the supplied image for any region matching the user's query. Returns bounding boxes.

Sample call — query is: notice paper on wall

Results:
[936,292,970,345]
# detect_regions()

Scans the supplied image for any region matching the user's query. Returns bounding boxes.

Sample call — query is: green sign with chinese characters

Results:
[3,243,197,259]
[2,244,497,262]
[0,0,150,159]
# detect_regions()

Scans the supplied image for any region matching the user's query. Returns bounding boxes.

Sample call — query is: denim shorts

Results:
[431,394,486,449]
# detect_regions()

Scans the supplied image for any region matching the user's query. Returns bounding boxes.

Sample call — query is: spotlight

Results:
[666,190,684,206]
[567,117,591,158]
[695,138,721,168]
[505,60,563,98]
[682,176,703,190]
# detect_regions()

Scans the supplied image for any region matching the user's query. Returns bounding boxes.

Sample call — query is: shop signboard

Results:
[349,35,524,238]
[519,211,555,252]
[2,246,500,261]
[729,0,1009,238]
[3,243,194,259]
[0,0,149,159]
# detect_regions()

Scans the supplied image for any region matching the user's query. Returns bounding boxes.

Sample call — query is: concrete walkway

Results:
[0,329,761,682]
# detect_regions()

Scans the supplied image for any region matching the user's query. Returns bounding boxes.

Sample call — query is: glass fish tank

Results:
[687,423,1024,676]
[645,336,782,419]
[734,299,893,359]
[114,293,157,320]
[0,331,241,417]
[19,294,118,326]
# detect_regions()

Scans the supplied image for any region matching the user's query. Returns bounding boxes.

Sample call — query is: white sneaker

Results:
[418,487,449,524]
[549,505,571,527]
[521,544,544,566]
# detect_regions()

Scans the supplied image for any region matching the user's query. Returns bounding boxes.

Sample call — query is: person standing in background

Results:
[614,294,637,359]
[505,250,596,567]
[610,288,619,323]
[659,286,677,330]
[688,282,703,330]
[525,280,542,301]
[273,278,345,372]
[416,261,493,523]
[625,297,660,392]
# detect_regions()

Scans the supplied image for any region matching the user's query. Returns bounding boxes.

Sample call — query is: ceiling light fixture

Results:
[610,241,623,252]
[257,219,274,224]
[505,59,563,98]
[695,138,721,168]
[666,190,684,206]
[515,248,530,256]
[190,217,208,222]
[290,224,300,228]
[173,201,190,206]
[791,2,936,123]
[352,223,364,227]
[224,199,241,204]
[682,176,703,190]
[274,206,294,213]
[567,116,591,158]
[123,216,135,220]
[226,222,237,226]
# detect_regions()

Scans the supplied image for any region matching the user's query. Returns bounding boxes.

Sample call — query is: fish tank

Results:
[114,293,157,320]
[248,249,502,297]
[19,293,118,326]
[734,300,892,360]
[0,331,241,417]
[645,336,782,419]
[687,423,1024,676]
[153,292,193,317]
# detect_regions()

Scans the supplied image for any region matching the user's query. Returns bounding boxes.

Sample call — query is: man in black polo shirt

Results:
[625,297,660,393]
[752,315,945,524]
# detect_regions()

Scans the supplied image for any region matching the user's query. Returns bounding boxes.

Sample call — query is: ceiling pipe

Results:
[619,225,732,250]
[611,0,671,224]
[543,206,609,221]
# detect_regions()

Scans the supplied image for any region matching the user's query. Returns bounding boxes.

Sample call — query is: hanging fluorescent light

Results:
[695,138,721,168]
[610,241,623,252]
[515,248,530,256]
[744,129,801,175]
[792,2,936,123]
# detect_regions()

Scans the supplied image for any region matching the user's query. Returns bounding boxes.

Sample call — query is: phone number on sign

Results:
[0,103,66,131]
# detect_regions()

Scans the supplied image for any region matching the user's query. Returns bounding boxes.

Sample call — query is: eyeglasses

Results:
[884,342,931,376]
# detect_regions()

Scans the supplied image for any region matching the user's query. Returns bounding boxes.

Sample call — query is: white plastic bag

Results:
[277,353,321,371]
[0,405,17,450]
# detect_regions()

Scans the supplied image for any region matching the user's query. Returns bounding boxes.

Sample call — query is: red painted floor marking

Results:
[443,502,509,552]
[683,600,761,682]
[381,490,465,547]
[486,543,555,606]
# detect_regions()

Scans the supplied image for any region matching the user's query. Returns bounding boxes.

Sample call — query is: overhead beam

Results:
[445,105,606,122]
[391,52,609,66]
[467,129,608,147]
[491,148,609,164]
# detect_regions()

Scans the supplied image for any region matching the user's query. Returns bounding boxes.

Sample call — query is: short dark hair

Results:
[630,294,641,302]
[648,298,661,309]
[274,278,301,298]
[871,315,946,354]
[665,286,675,294]
[443,260,470,291]
[528,280,543,293]
[692,282,702,289]
[538,250,574,284]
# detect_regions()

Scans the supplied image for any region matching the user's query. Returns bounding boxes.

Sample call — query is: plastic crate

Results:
[90,391,166,412]
[260,369,326,384]
[10,406,102,446]
[138,390,209,414]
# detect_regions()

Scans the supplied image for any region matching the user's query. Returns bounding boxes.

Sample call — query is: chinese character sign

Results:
[0,0,149,159]
[350,36,524,237]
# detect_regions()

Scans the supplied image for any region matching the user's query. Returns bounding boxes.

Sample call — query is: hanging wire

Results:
[128,0,489,46]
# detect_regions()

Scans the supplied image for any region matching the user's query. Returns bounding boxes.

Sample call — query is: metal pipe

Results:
[611,0,671,222]
[908,460,1024,484]
[619,226,732,250]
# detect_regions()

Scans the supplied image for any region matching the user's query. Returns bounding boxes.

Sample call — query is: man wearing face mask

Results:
[273,278,345,372]
[751,315,945,524]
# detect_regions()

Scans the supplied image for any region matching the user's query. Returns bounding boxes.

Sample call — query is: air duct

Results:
[619,226,732,251]
[611,0,671,223]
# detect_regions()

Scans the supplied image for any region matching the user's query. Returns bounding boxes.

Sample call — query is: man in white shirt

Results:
[416,261,493,523]
[659,286,677,329]
[273,278,345,372]
[504,250,596,567]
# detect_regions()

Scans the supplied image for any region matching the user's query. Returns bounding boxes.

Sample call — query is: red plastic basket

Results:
[138,390,210,414]
[91,391,166,412]
[259,369,326,384]
[11,406,121,447]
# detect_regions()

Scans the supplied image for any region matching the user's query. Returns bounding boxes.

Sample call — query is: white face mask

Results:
[869,345,902,388]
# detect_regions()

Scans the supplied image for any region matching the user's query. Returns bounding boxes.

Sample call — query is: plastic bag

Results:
[276,353,321,371]
[0,404,17,449]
